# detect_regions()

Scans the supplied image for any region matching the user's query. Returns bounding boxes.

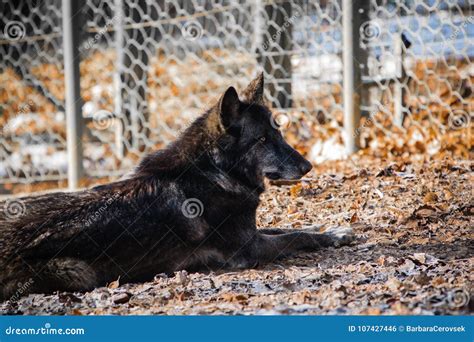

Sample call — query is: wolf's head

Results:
[135,73,312,185]
[208,73,312,185]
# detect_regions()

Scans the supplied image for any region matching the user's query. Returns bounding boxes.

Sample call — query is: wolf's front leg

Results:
[252,226,355,262]
[258,224,324,235]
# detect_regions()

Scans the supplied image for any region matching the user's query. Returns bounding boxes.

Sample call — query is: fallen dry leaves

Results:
[1,153,472,315]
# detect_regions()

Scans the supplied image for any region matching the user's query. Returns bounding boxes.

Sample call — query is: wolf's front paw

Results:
[323,226,355,247]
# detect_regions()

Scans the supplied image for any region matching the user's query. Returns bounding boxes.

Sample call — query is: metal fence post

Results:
[393,34,411,127]
[114,0,125,159]
[62,0,84,189]
[251,0,263,55]
[261,1,293,109]
[115,1,149,153]
[342,0,364,154]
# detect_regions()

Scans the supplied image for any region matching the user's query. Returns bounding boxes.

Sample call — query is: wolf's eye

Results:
[259,136,266,142]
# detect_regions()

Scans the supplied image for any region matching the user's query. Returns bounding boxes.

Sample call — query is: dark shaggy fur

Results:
[0,73,354,300]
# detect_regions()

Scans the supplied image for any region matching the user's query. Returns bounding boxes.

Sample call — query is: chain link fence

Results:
[0,0,472,192]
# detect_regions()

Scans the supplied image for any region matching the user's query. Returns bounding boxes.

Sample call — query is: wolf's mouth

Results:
[265,172,304,180]
[264,172,282,180]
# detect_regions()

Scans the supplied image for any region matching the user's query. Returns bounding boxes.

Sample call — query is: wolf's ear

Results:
[219,86,241,128]
[241,72,264,104]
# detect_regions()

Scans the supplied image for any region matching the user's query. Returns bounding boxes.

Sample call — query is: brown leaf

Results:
[219,292,248,304]
[410,237,430,245]
[175,290,193,301]
[71,308,83,315]
[431,277,446,287]
[291,290,312,304]
[423,192,438,203]
[287,205,297,214]
[414,272,431,286]
[398,259,416,274]
[377,255,386,266]
[386,277,401,291]
[410,253,426,264]
[365,307,382,315]
[108,276,120,289]
[444,189,454,200]
[290,183,302,198]
[414,205,437,218]
[373,188,384,199]
[350,212,359,223]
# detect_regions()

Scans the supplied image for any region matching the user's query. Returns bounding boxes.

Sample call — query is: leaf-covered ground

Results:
[1,154,472,315]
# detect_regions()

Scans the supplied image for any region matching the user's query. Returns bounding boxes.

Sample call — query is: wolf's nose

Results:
[299,160,312,175]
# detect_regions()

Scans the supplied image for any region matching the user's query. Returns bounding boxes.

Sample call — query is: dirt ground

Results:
[1,154,472,315]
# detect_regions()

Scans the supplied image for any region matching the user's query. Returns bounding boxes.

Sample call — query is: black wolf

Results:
[0,73,353,299]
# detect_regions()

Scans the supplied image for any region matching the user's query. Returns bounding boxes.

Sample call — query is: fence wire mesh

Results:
[0,0,472,192]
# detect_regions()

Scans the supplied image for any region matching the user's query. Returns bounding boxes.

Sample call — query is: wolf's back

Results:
[0,188,121,266]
